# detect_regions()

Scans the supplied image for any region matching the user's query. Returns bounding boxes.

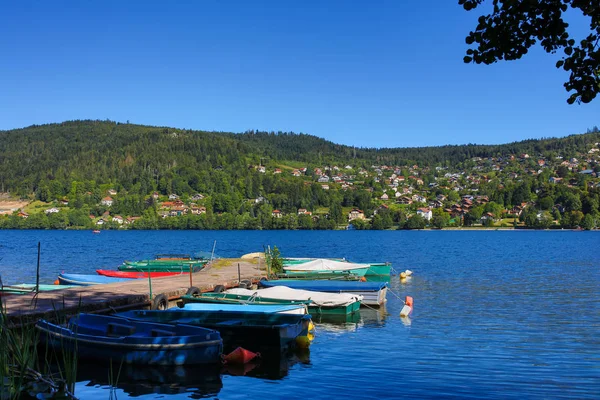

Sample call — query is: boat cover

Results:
[177,303,308,314]
[225,286,362,307]
[283,258,369,272]
[259,280,387,292]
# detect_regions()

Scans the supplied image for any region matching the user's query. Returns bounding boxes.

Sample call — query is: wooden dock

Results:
[1,259,266,325]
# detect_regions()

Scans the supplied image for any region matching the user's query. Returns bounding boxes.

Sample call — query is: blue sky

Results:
[1,1,598,148]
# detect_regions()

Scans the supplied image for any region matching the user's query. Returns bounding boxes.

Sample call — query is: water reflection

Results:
[76,350,311,398]
[78,362,222,398]
[359,306,388,327]
[223,349,310,380]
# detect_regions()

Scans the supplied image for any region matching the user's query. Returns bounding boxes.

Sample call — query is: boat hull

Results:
[36,314,223,366]
[0,284,75,295]
[181,293,360,317]
[283,267,368,278]
[118,260,205,273]
[96,270,187,279]
[365,263,392,276]
[58,273,134,286]
[259,280,388,306]
[117,309,311,353]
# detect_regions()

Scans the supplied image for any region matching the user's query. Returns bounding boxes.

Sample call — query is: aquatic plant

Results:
[0,296,79,399]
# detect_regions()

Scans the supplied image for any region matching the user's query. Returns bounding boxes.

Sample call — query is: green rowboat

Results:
[118,254,209,272]
[283,258,391,277]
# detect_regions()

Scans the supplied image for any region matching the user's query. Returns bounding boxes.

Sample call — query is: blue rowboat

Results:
[57,273,134,286]
[259,280,388,306]
[36,313,223,366]
[117,307,312,353]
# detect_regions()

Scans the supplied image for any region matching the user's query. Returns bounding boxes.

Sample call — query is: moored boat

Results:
[118,254,208,273]
[276,271,360,281]
[259,279,388,306]
[57,273,134,286]
[117,306,312,353]
[178,303,308,315]
[0,283,76,295]
[36,313,223,365]
[96,269,187,279]
[283,257,391,277]
[362,262,392,276]
[118,261,205,273]
[283,259,370,277]
[181,286,361,317]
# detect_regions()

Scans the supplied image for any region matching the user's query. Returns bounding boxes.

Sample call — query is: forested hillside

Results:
[0,120,598,230]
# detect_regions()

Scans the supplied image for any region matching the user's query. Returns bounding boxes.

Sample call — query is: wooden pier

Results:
[1,259,266,325]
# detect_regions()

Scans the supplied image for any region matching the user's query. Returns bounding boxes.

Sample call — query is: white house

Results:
[416,207,432,221]
[100,196,114,207]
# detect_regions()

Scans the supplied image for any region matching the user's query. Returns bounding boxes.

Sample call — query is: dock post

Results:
[238,263,241,284]
[148,267,153,300]
[189,265,193,287]
[36,242,40,293]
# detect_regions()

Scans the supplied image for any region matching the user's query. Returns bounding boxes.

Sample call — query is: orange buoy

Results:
[53,279,60,285]
[405,296,413,308]
[223,347,260,364]
[360,276,367,282]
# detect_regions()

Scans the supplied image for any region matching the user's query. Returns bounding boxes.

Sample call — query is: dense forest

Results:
[0,120,598,230]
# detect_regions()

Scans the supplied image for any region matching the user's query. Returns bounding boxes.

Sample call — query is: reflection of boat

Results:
[36,313,223,365]
[95,269,187,279]
[311,311,361,324]
[359,306,388,327]
[259,280,388,306]
[77,361,223,398]
[92,229,100,234]
[57,273,133,286]
[117,307,312,353]
[182,286,362,317]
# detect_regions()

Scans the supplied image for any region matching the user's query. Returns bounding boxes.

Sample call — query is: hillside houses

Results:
[4,129,599,231]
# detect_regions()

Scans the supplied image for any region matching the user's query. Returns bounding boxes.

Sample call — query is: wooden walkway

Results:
[2,259,266,325]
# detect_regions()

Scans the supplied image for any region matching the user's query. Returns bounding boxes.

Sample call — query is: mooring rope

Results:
[387,287,406,304]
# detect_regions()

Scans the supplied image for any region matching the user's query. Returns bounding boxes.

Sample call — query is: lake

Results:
[1,230,599,399]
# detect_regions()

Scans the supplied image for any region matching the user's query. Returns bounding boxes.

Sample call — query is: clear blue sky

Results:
[1,1,598,148]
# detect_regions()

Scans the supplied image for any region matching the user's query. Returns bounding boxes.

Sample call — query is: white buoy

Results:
[404,269,413,276]
[400,304,412,317]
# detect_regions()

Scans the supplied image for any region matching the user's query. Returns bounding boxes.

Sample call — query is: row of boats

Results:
[36,278,404,366]
[5,251,411,367]
[48,254,392,286]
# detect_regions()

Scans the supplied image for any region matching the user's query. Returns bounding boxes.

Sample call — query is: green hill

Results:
[0,120,598,230]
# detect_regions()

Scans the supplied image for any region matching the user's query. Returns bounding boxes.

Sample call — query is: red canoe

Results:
[96,270,187,279]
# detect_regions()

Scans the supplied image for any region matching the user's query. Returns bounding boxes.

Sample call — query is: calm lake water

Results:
[1,230,599,399]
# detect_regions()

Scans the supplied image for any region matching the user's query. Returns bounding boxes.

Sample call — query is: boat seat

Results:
[106,322,136,337]
[150,328,176,337]
[215,320,243,326]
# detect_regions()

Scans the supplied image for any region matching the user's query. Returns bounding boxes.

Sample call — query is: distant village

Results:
[3,142,600,230]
